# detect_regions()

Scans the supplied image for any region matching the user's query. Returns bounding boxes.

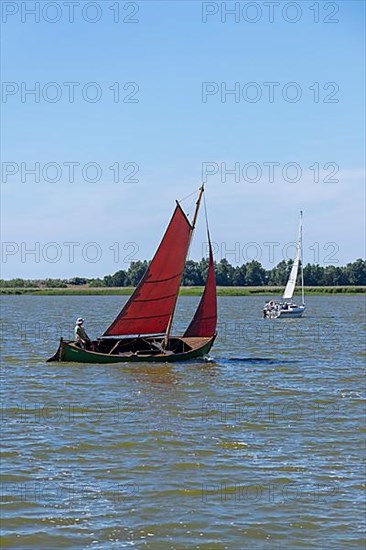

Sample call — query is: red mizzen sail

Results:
[104,204,192,336]
[184,238,217,338]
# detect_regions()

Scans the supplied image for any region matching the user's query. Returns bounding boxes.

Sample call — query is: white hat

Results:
[76,317,84,324]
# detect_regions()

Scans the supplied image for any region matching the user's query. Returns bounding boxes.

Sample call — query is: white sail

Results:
[283,212,303,302]
[283,252,300,301]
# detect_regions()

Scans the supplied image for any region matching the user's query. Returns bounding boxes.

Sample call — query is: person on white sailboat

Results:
[263,300,277,318]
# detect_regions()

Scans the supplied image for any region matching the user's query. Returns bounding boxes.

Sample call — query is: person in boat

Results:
[263,301,270,318]
[74,317,91,349]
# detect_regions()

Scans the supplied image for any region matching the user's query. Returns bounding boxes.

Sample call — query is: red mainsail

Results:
[184,238,217,337]
[104,204,192,336]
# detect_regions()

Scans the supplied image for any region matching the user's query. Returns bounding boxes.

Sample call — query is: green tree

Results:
[126,261,149,286]
[232,265,246,286]
[303,264,324,286]
[182,260,204,286]
[323,265,348,286]
[112,270,128,287]
[45,278,67,288]
[216,259,235,286]
[10,278,25,287]
[268,260,292,286]
[197,257,210,282]
[89,278,105,287]
[346,259,366,285]
[245,260,268,286]
[103,275,113,287]
[68,277,87,285]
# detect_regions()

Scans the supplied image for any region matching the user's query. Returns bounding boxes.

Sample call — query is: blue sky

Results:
[1,0,365,278]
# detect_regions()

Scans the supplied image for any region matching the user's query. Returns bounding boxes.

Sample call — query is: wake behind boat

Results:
[264,211,305,319]
[47,186,217,363]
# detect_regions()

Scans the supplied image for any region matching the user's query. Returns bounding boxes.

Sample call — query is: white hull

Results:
[263,303,305,319]
[277,305,305,318]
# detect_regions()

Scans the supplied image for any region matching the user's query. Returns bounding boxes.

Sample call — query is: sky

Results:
[1,0,365,279]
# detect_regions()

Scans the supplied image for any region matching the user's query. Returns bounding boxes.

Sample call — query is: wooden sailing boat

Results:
[263,211,305,319]
[47,186,217,363]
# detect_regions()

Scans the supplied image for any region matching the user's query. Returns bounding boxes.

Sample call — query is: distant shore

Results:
[1,286,365,296]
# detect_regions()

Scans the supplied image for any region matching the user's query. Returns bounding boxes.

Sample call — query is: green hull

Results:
[47,336,216,364]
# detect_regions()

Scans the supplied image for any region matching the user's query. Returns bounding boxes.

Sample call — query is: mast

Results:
[191,184,205,231]
[300,210,305,305]
[164,185,205,345]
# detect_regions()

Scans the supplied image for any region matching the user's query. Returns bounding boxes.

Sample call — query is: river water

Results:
[1,295,365,549]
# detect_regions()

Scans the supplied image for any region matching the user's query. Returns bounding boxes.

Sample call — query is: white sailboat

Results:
[264,211,305,319]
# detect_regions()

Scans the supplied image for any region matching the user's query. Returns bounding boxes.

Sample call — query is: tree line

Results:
[1,258,365,288]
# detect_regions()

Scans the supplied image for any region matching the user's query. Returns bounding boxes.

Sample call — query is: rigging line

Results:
[185,185,204,262]
[177,187,201,205]
[203,191,211,242]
